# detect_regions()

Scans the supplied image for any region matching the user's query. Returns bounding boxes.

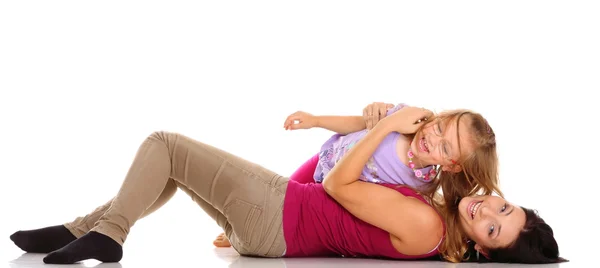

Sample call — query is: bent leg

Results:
[45,131,288,264]
[64,179,178,238]
[10,167,178,255]
[152,131,288,257]
[44,133,181,264]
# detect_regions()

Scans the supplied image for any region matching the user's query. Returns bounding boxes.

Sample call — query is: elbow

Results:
[322,176,337,195]
[322,175,354,203]
[322,175,343,197]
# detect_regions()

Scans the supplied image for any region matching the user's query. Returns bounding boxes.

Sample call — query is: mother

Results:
[10,109,565,264]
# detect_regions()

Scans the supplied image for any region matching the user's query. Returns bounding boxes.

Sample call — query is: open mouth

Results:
[418,137,430,153]
[468,201,483,220]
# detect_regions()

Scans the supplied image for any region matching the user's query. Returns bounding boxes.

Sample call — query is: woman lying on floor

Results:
[10,107,565,264]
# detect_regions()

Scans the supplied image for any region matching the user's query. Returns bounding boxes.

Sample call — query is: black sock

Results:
[10,225,77,253]
[43,231,123,264]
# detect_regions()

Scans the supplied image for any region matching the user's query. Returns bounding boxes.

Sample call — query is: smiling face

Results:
[410,115,474,171]
[458,195,527,252]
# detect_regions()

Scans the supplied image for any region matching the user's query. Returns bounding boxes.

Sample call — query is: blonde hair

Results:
[416,109,502,262]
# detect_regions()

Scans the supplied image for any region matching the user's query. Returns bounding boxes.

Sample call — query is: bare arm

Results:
[316,102,398,134]
[322,112,443,255]
[315,115,366,135]
[283,102,398,135]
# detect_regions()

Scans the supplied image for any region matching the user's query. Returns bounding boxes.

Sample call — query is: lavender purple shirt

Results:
[313,103,435,189]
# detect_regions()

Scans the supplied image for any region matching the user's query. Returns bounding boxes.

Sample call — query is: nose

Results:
[478,206,495,219]
[428,132,442,151]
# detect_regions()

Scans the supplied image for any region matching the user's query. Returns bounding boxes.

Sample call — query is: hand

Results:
[363,102,395,130]
[283,111,318,130]
[378,106,433,134]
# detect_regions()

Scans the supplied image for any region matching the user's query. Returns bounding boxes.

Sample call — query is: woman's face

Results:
[458,195,527,252]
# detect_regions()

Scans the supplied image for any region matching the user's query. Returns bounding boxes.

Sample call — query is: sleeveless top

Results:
[282,159,446,259]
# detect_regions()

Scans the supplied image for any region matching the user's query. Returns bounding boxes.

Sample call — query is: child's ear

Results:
[441,164,462,173]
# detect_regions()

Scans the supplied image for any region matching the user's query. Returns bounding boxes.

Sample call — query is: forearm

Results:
[323,123,392,190]
[315,115,366,135]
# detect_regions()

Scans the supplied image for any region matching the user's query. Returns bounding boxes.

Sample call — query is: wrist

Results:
[371,118,394,134]
[314,115,323,128]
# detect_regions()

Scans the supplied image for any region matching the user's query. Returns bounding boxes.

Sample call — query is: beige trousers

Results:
[63,131,288,257]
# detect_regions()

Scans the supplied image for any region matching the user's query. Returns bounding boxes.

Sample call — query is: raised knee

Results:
[149,130,176,140]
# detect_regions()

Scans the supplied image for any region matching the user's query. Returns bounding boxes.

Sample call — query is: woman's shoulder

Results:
[389,196,445,256]
[381,184,445,256]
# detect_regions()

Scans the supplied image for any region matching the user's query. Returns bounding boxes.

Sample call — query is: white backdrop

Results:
[1,1,598,266]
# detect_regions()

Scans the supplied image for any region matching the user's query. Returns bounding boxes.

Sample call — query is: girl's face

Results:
[410,116,473,171]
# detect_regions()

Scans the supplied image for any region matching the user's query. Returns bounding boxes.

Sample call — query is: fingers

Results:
[284,113,300,130]
[284,112,306,130]
[413,108,434,124]
[283,114,294,129]
[364,102,388,129]
[288,122,303,130]
[422,108,434,120]
[370,104,383,128]
[285,118,302,130]
[363,106,373,129]
[378,105,388,122]
[371,103,388,128]
[367,109,374,130]
[366,106,377,129]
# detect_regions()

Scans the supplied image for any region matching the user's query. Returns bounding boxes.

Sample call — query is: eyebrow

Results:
[506,206,514,216]
[497,206,515,239]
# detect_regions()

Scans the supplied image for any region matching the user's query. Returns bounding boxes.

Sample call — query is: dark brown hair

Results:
[461,207,567,264]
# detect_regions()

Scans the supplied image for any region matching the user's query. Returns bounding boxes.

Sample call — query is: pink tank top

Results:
[282,155,445,259]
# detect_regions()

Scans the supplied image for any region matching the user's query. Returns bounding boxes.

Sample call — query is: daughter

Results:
[214,102,501,251]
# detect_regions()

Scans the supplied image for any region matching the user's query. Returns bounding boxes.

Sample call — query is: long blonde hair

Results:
[416,109,502,262]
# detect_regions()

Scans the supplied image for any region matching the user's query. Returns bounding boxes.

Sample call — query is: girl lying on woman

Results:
[10,104,565,264]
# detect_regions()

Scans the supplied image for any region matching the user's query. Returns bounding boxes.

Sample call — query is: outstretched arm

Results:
[322,107,442,255]
[317,102,400,134]
[283,102,397,135]
[283,111,366,135]
[315,115,366,135]
[316,102,405,134]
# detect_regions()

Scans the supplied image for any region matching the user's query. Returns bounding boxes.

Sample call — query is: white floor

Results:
[1,223,586,268]
[3,246,580,268]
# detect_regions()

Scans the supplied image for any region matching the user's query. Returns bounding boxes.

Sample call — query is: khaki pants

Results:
[63,131,288,257]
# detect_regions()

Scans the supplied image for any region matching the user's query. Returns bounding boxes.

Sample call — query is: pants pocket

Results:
[224,198,263,251]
